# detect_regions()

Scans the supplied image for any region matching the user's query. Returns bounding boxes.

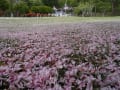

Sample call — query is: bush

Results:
[74,6,82,16]
[13,1,29,16]
[31,6,53,14]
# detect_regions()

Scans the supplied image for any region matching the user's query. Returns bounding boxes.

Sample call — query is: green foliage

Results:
[0,0,9,16]
[73,0,113,16]
[68,0,78,7]
[31,6,39,13]
[58,0,78,7]
[13,1,29,16]
[0,0,9,11]
[31,6,53,13]
[91,0,112,16]
[96,1,111,12]
[28,0,43,7]
[118,5,120,11]
[0,0,120,16]
[57,0,65,7]
[74,2,94,16]
[42,0,59,7]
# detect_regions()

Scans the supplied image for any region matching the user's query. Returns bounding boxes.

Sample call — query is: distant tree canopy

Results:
[13,1,29,16]
[41,0,59,7]
[0,0,9,16]
[111,0,120,15]
[74,0,120,16]
[58,0,78,7]
[0,0,120,16]
[26,0,43,7]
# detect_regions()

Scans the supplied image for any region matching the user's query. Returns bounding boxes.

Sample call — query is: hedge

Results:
[31,6,53,14]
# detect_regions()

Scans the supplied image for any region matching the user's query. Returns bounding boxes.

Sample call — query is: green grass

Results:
[0,16,120,23]
[0,16,120,30]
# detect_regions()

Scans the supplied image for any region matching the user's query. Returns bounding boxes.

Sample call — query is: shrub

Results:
[31,6,53,14]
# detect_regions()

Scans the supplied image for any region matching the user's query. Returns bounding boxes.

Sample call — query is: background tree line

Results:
[0,0,120,17]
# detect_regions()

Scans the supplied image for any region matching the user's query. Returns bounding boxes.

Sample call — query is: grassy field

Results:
[0,16,120,31]
[0,16,120,25]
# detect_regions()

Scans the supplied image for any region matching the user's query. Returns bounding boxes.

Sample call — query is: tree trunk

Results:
[0,10,4,16]
[102,10,106,17]
[111,0,119,16]
[94,6,96,16]
[10,0,14,17]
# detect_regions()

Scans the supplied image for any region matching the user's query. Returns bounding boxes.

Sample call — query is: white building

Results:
[53,1,73,17]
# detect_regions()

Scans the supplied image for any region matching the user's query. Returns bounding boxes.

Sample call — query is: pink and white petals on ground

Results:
[0,22,120,90]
